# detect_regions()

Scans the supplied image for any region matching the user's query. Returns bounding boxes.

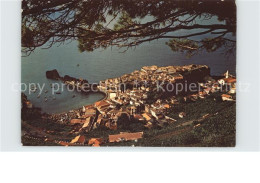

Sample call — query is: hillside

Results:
[103,93,236,147]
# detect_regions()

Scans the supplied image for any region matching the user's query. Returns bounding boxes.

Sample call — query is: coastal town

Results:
[22,64,236,146]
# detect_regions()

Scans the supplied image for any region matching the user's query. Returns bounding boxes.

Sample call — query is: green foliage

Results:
[117,114,146,131]
[104,93,236,147]
[126,102,235,147]
[83,127,120,140]
[22,0,236,56]
[202,37,225,52]
[167,92,231,121]
[146,90,161,104]
[21,25,34,47]
[192,103,236,146]
[22,136,59,146]
[22,91,235,147]
[114,12,136,31]
[78,38,95,52]
[117,113,131,130]
[166,36,236,57]
[166,39,199,58]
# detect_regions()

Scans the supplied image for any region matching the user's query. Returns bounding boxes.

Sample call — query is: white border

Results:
[1,0,260,151]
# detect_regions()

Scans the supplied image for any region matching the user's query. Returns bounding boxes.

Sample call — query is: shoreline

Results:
[48,90,107,115]
[24,64,231,118]
[22,64,236,146]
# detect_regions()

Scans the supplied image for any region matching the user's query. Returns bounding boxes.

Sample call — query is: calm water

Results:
[22,37,236,114]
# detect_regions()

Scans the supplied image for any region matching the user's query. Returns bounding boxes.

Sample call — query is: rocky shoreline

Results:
[46,69,98,93]
[21,69,108,123]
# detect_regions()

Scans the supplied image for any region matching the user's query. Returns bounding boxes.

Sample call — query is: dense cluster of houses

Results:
[22,65,236,146]
[63,65,236,146]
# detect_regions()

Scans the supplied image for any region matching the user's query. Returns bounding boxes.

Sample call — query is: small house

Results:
[109,132,143,143]
[221,94,233,101]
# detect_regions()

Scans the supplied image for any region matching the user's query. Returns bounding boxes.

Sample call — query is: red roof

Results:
[81,114,95,118]
[88,138,103,147]
[84,104,94,109]
[70,135,86,144]
[164,104,170,108]
[95,100,110,108]
[109,132,143,143]
[134,114,144,120]
[221,94,232,98]
[70,119,86,124]
[223,78,236,83]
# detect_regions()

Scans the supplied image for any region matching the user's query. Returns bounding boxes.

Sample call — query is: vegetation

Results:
[135,102,236,147]
[22,0,236,56]
[167,92,232,121]
[117,114,146,131]
[22,88,235,147]
[104,92,236,147]
[21,136,60,146]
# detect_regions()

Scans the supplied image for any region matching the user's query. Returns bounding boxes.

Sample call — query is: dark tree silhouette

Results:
[22,0,236,56]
